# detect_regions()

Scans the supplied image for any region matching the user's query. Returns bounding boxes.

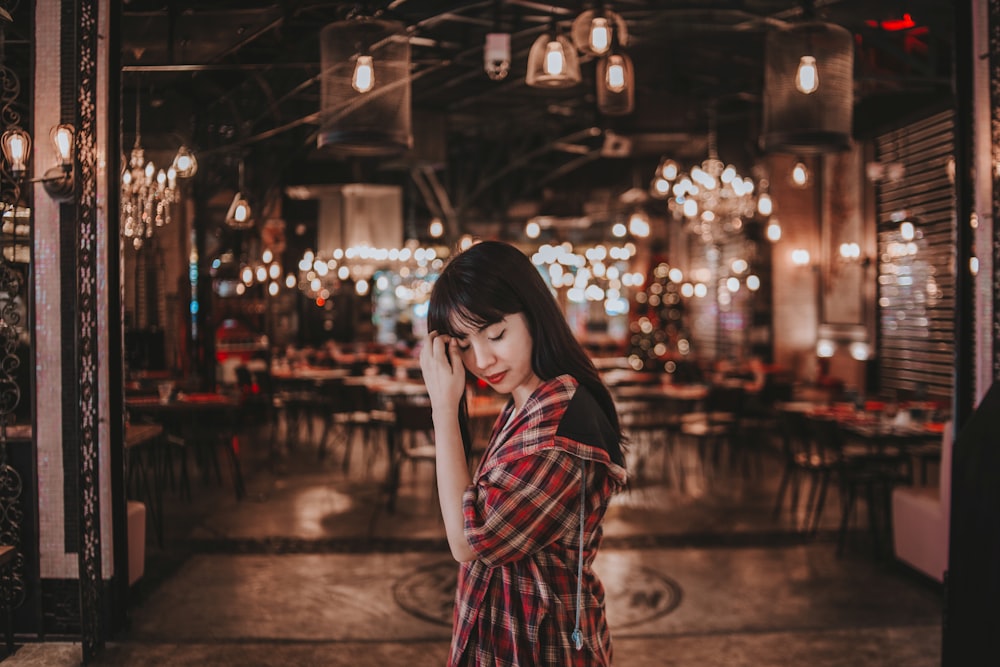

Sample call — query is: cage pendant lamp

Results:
[761,21,853,154]
[318,17,412,156]
[596,50,634,115]
[225,161,253,230]
[526,24,581,89]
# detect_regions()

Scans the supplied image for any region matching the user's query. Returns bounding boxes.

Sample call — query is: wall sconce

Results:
[790,160,810,187]
[41,124,75,201]
[865,160,904,183]
[838,242,861,260]
[766,219,782,242]
[849,341,870,361]
[1,127,31,179]
[791,248,811,266]
[526,21,581,89]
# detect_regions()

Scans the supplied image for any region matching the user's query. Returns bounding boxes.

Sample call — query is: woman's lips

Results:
[485,372,507,384]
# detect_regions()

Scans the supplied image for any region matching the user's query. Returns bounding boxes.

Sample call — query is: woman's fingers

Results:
[447,338,462,371]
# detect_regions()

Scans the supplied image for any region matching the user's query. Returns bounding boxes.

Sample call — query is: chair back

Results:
[779,410,810,458]
[705,383,747,423]
[806,415,845,463]
[340,382,375,413]
[394,400,435,432]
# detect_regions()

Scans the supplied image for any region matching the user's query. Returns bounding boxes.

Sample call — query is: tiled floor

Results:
[5,408,944,666]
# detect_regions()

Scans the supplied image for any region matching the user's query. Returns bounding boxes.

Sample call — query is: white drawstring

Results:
[571,460,587,651]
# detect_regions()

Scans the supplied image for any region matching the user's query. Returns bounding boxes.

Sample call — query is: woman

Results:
[419,240,627,666]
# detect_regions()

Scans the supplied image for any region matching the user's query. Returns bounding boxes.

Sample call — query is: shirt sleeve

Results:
[462,448,583,568]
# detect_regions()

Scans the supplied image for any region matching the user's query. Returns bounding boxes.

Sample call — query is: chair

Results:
[679,383,747,476]
[385,399,436,512]
[235,365,283,455]
[827,420,912,558]
[319,382,393,472]
[772,411,843,533]
[275,377,321,452]
[618,396,684,487]
[741,378,794,472]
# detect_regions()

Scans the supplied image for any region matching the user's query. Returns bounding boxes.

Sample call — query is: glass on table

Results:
[156,381,175,404]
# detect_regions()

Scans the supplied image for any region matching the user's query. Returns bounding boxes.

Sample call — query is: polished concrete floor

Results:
[6,407,944,666]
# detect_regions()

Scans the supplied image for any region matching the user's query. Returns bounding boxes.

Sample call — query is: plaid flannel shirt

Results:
[450,375,628,666]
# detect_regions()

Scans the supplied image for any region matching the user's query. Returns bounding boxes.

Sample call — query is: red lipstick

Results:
[485,372,506,384]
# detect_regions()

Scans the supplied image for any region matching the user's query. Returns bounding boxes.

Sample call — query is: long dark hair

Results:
[428,241,623,458]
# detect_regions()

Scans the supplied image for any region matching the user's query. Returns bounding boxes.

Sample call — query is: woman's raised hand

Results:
[419,331,466,414]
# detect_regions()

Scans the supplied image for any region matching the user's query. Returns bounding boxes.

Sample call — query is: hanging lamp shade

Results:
[318,17,412,156]
[571,8,628,57]
[526,30,581,89]
[597,50,634,115]
[225,193,254,230]
[760,21,853,154]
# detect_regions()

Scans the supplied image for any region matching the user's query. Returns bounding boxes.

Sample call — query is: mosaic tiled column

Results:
[34,0,114,655]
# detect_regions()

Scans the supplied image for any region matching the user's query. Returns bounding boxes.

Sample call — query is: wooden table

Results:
[271,367,350,384]
[126,393,245,500]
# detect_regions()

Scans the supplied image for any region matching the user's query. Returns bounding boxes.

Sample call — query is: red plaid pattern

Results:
[450,375,628,666]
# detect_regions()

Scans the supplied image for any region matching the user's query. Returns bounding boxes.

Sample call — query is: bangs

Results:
[428,262,519,337]
[445,304,503,337]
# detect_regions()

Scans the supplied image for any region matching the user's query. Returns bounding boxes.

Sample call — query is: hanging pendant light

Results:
[526,21,581,89]
[318,16,412,155]
[596,48,634,115]
[483,1,511,81]
[795,55,819,94]
[571,6,629,57]
[484,32,511,81]
[225,193,253,230]
[650,110,766,245]
[120,86,190,249]
[351,54,375,93]
[171,145,198,178]
[225,160,254,230]
[761,20,853,154]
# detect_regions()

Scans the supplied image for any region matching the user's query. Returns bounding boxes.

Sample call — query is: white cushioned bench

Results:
[891,421,952,582]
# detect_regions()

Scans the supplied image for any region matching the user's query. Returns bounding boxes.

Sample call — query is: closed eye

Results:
[488,330,505,342]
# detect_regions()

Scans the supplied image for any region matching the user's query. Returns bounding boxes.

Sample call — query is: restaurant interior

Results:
[0,0,995,665]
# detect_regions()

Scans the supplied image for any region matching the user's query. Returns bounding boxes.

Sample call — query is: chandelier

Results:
[120,90,197,249]
[649,124,768,244]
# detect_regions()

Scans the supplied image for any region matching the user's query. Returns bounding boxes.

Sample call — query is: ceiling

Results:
[119,0,956,239]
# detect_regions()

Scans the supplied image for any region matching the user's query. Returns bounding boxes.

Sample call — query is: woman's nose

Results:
[472,342,495,369]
